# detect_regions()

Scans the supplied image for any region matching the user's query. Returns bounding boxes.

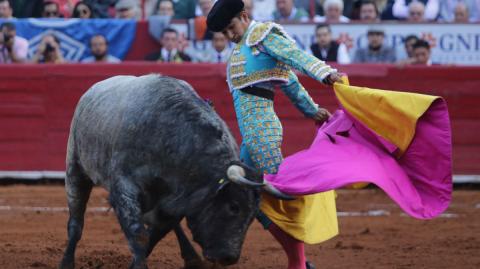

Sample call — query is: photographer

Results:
[32,34,65,64]
[0,22,28,64]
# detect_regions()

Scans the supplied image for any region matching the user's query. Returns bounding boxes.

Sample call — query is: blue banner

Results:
[5,19,137,62]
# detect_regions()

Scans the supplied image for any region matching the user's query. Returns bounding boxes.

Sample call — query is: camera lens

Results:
[3,33,10,42]
[45,43,54,52]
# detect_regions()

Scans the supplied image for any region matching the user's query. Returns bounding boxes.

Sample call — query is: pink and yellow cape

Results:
[266,79,452,220]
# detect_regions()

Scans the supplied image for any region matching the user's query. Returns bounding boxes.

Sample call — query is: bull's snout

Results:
[204,250,240,266]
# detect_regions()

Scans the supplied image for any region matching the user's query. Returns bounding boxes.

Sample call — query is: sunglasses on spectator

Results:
[78,8,90,15]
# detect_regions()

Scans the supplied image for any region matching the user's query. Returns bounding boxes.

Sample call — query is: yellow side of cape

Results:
[333,82,439,156]
[260,191,338,244]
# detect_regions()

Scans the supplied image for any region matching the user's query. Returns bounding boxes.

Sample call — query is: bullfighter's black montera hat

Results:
[207,0,245,32]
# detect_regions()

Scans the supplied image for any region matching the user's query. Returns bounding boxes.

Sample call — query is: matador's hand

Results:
[323,72,343,85]
[313,108,331,125]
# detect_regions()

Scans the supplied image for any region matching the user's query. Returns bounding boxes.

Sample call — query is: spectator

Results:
[397,34,418,64]
[56,0,81,17]
[0,22,28,63]
[353,27,396,63]
[344,0,361,19]
[42,1,62,18]
[439,0,479,22]
[193,0,214,40]
[359,0,381,22]
[148,1,174,41]
[145,28,191,63]
[412,39,431,65]
[157,0,174,17]
[252,0,276,21]
[407,1,426,22]
[32,34,65,63]
[81,34,120,63]
[72,1,93,18]
[0,0,14,19]
[316,0,358,18]
[392,0,439,21]
[314,0,351,23]
[273,0,309,22]
[115,0,139,19]
[199,32,231,63]
[453,2,470,22]
[310,24,351,64]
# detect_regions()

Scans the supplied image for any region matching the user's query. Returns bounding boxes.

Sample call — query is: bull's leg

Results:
[144,217,178,257]
[174,225,206,269]
[144,213,204,269]
[109,182,149,269]
[60,164,94,269]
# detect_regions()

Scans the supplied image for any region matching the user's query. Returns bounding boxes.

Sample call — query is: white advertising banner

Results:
[178,23,480,65]
[284,23,480,66]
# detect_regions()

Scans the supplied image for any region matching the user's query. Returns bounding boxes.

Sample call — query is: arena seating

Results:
[0,63,478,176]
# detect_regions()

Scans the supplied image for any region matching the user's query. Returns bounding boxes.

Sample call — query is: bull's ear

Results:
[215,178,230,194]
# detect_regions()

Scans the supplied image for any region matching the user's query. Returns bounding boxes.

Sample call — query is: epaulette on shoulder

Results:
[245,22,296,47]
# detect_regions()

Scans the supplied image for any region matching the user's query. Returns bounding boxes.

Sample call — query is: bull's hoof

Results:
[58,258,74,269]
[129,261,148,269]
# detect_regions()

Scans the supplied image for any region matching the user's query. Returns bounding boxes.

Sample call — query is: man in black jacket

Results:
[310,24,350,64]
[145,27,191,63]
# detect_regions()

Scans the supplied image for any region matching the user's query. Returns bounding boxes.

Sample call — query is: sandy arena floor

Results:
[0,185,479,269]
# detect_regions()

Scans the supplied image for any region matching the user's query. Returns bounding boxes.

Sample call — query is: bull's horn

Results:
[263,183,295,200]
[227,165,265,187]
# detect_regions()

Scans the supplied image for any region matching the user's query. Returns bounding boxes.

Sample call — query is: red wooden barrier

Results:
[0,63,478,175]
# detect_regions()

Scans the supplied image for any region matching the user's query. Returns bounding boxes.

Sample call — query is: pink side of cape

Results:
[265,99,452,219]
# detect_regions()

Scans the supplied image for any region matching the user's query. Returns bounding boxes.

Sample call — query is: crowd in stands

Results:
[0,0,478,65]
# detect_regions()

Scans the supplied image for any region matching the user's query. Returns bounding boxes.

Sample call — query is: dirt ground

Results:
[0,185,479,269]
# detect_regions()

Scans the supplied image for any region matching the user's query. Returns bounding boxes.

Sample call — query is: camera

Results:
[45,43,55,53]
[1,32,11,43]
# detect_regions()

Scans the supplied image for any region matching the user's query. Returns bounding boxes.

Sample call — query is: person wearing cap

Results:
[353,27,396,63]
[207,0,342,268]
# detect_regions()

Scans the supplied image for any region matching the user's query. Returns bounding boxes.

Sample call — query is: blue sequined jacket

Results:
[226,21,337,117]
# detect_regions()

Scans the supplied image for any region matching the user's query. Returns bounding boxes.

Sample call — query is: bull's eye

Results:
[227,202,241,215]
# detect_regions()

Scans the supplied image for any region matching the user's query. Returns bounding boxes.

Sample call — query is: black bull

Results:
[58,75,281,269]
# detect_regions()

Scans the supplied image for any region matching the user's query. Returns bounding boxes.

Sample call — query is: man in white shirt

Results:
[393,0,439,21]
[0,22,28,64]
[81,34,121,63]
[407,1,427,22]
[199,32,232,63]
[314,0,350,23]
